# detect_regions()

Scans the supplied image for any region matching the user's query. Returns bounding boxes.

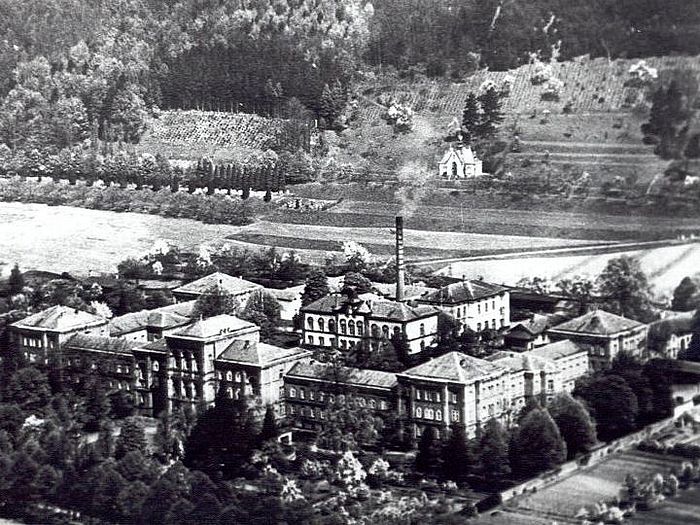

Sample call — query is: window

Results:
[416,407,423,418]
[235,371,242,382]
[318,319,325,332]
[382,325,389,338]
[357,321,364,335]
[329,394,335,404]
[435,392,441,402]
[419,323,425,336]
[328,319,336,333]
[338,395,345,404]
[380,400,387,410]
[310,390,315,401]
[420,341,426,351]
[307,317,314,330]
[393,326,401,336]
[226,371,233,381]
[436,410,443,421]
[319,337,325,346]
[451,410,459,422]
[450,393,457,403]
[153,361,160,372]
[340,340,347,349]
[358,397,366,407]
[349,320,356,336]
[416,390,421,400]
[289,404,296,415]
[340,320,347,334]
[289,387,297,398]
[371,324,379,338]
[308,335,314,345]
[425,408,434,420]
[484,301,488,312]
[300,389,305,400]
[477,323,481,332]
[369,399,376,409]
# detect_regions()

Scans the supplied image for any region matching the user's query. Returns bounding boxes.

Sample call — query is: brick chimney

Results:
[396,216,406,302]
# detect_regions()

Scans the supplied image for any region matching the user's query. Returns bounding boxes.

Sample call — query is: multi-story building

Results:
[547,309,647,371]
[214,340,311,415]
[529,339,590,394]
[108,301,197,342]
[418,279,510,333]
[10,305,109,366]
[485,351,557,409]
[301,294,439,355]
[284,359,396,431]
[647,312,694,359]
[396,352,511,439]
[503,313,552,351]
[172,272,262,306]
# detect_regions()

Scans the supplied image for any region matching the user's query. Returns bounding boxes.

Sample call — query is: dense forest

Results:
[0,0,699,151]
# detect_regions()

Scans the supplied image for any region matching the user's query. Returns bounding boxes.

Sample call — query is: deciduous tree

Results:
[510,408,566,477]
[549,392,597,459]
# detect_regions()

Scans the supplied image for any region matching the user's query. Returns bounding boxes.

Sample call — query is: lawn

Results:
[632,485,700,525]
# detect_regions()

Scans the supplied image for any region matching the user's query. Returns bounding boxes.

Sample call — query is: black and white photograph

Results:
[0,1,699,523]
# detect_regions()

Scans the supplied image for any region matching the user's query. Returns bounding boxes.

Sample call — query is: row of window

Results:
[287,387,388,410]
[216,370,247,383]
[415,389,458,403]
[414,407,461,422]
[306,317,427,338]
[66,357,132,375]
[473,319,505,331]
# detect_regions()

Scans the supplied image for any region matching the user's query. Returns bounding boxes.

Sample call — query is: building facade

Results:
[418,280,511,333]
[172,272,262,307]
[301,294,439,355]
[438,144,483,179]
[547,309,647,371]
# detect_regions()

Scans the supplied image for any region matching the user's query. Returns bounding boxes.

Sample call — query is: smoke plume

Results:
[395,160,431,219]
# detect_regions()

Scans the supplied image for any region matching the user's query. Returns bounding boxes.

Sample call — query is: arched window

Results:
[235,371,242,382]
[152,361,160,372]
[393,326,401,336]
[381,325,389,338]
[289,387,297,398]
[226,371,233,382]
[451,162,458,178]
[357,321,364,335]
[328,319,336,333]
[318,319,325,332]
[371,324,380,338]
[436,410,443,421]
[369,399,376,409]
[235,388,241,400]
[416,407,422,418]
[300,389,305,400]
[425,408,434,420]
[349,320,355,335]
[420,323,425,336]
[307,317,314,330]
[227,387,233,398]
[340,319,347,334]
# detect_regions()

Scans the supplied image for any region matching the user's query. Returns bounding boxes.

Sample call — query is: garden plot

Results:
[507,451,685,520]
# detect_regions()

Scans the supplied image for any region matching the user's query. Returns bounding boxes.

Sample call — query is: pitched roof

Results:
[370,282,437,301]
[268,285,304,302]
[12,305,107,333]
[648,311,695,342]
[173,272,261,297]
[401,352,506,384]
[302,293,438,322]
[217,340,309,366]
[420,280,509,305]
[529,339,588,361]
[64,334,137,355]
[109,300,197,336]
[549,309,644,336]
[486,350,555,373]
[439,145,478,166]
[505,314,552,338]
[134,338,169,353]
[171,314,258,340]
[286,360,397,389]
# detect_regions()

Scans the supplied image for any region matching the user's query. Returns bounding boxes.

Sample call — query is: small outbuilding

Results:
[438,143,483,179]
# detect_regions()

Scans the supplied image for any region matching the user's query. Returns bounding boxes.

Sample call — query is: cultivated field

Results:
[436,241,700,300]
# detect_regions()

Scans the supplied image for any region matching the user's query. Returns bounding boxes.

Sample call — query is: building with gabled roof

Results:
[283,359,397,431]
[61,334,138,392]
[438,143,483,179]
[10,305,110,366]
[172,272,262,305]
[301,293,439,355]
[109,300,197,342]
[418,279,511,333]
[647,311,695,359]
[396,352,511,438]
[503,313,553,351]
[547,309,647,371]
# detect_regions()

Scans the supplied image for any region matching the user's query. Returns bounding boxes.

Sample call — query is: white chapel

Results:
[438,143,483,179]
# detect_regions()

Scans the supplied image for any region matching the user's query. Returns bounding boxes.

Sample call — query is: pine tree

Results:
[259,405,277,443]
[478,418,511,482]
[301,269,330,306]
[549,393,597,459]
[477,87,504,139]
[8,264,24,295]
[441,425,474,483]
[415,426,441,474]
[510,408,567,477]
[115,417,147,459]
[461,92,481,143]
[642,80,692,159]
